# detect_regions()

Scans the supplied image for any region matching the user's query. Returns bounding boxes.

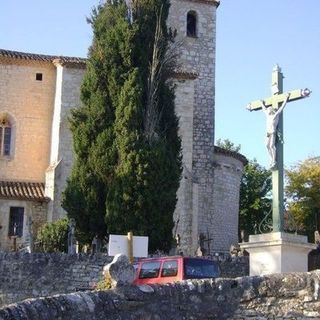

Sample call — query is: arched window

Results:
[187,11,197,37]
[0,114,12,156]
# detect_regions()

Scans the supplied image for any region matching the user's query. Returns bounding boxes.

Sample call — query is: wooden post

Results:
[127,231,134,264]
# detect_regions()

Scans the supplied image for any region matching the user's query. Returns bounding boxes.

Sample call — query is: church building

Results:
[0,0,246,254]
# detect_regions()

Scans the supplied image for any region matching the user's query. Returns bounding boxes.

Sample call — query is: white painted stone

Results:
[241,232,315,276]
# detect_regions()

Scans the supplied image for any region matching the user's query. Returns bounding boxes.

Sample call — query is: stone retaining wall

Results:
[0,253,112,307]
[0,253,248,307]
[1,270,320,319]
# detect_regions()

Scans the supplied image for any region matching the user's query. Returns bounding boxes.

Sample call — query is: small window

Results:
[36,73,43,81]
[0,115,12,156]
[8,207,24,237]
[187,11,197,37]
[139,261,161,279]
[161,260,178,277]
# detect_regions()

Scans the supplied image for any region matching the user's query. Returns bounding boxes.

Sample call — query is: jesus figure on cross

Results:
[261,93,290,168]
[246,65,310,232]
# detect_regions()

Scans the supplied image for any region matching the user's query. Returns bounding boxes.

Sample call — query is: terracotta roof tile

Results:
[0,181,50,202]
[0,49,86,66]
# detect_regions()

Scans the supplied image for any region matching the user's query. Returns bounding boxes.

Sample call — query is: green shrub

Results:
[36,218,69,252]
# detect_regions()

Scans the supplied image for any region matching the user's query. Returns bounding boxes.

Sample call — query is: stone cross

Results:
[246,65,310,232]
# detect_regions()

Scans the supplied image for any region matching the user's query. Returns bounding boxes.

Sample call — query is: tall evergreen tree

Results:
[62,0,181,252]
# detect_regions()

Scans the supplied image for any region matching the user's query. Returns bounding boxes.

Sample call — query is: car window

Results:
[184,258,220,279]
[161,260,178,277]
[139,261,161,279]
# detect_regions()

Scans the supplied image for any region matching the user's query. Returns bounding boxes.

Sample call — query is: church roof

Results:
[188,0,220,6]
[0,48,197,78]
[0,49,86,67]
[0,181,49,202]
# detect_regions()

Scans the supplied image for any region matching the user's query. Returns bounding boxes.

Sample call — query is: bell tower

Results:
[168,0,220,255]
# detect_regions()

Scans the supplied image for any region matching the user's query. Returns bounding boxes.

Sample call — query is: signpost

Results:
[108,233,148,260]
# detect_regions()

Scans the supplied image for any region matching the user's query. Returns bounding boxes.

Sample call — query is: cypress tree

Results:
[63,0,181,252]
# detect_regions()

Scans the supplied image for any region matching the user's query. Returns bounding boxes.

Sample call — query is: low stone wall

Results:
[1,271,320,319]
[0,252,248,307]
[218,255,249,278]
[0,252,112,307]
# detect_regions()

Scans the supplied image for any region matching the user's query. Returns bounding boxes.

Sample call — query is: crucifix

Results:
[246,65,310,232]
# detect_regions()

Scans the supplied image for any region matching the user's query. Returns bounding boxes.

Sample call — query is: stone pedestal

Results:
[240,232,315,276]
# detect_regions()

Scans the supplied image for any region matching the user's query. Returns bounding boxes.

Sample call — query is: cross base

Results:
[240,232,315,276]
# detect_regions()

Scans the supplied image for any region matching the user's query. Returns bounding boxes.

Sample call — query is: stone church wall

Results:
[1,269,320,319]
[173,78,196,253]
[168,0,220,255]
[212,149,246,252]
[0,60,56,182]
[46,64,85,221]
[0,200,47,251]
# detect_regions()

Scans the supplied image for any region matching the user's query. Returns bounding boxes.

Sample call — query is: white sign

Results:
[108,234,148,257]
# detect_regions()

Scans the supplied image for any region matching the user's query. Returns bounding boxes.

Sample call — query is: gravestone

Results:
[67,218,77,254]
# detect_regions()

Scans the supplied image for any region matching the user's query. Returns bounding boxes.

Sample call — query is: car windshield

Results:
[184,258,220,279]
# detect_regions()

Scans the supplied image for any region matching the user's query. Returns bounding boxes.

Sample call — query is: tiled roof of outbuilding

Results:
[0,181,50,202]
[0,49,86,66]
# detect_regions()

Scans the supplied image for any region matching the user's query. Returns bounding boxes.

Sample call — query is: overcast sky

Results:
[0,0,319,168]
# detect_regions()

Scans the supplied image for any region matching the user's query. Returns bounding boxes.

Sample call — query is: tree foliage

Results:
[216,138,241,153]
[285,157,320,241]
[239,159,272,239]
[36,218,69,253]
[62,0,181,252]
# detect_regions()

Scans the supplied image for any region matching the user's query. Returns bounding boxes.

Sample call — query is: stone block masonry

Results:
[0,61,56,182]
[0,253,248,307]
[0,253,112,307]
[168,0,221,255]
[212,149,247,252]
[0,199,47,251]
[46,63,85,221]
[1,270,320,319]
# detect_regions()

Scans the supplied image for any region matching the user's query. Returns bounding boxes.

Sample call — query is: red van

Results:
[133,256,220,285]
